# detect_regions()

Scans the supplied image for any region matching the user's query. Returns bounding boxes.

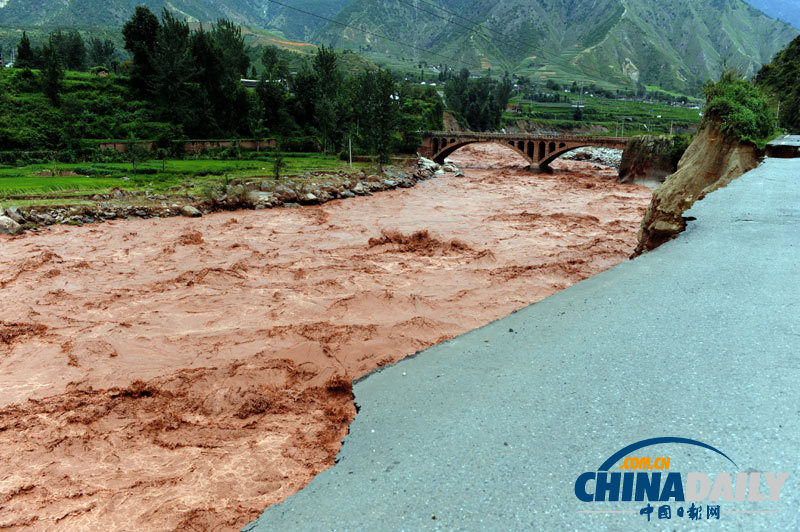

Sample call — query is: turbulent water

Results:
[0,144,651,530]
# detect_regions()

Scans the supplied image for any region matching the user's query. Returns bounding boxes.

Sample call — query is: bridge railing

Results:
[422,131,630,144]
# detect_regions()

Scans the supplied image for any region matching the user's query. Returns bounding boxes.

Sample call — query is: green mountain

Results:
[314,0,798,93]
[0,0,347,41]
[1,0,796,94]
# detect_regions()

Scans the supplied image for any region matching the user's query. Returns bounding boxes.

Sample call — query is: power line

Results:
[394,0,525,56]
[264,0,482,69]
[397,0,620,83]
[409,0,529,55]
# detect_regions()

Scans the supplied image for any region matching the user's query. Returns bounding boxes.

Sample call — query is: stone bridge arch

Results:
[432,138,532,166]
[420,132,629,172]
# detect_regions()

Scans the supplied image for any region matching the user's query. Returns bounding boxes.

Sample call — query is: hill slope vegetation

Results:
[1,0,796,94]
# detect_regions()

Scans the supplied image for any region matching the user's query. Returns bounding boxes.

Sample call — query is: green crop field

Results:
[506,91,703,136]
[0,154,371,206]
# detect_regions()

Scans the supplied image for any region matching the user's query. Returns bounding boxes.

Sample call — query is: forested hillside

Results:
[757,35,800,132]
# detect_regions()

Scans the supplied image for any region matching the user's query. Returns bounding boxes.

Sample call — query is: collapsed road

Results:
[245,158,800,531]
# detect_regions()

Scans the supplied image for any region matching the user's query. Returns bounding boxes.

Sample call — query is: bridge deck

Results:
[420,131,630,168]
[423,131,630,144]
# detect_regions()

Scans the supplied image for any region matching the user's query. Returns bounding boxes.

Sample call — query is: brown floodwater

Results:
[0,144,650,531]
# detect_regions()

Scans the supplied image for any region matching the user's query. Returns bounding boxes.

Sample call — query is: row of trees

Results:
[122,7,251,135]
[15,30,116,72]
[118,6,438,159]
[443,69,513,131]
[1,7,444,162]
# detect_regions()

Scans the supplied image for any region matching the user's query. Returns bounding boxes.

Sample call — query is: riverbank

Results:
[0,145,651,530]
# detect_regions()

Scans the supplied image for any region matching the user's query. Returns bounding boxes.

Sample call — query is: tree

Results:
[261,45,289,83]
[189,26,223,134]
[125,133,147,174]
[443,68,469,117]
[249,103,267,152]
[703,68,773,143]
[310,46,345,154]
[122,6,160,93]
[494,74,513,111]
[255,75,291,135]
[212,19,250,82]
[16,31,35,69]
[151,9,194,122]
[444,72,509,131]
[272,143,286,179]
[356,70,400,169]
[41,38,64,106]
[88,38,115,68]
[61,30,87,71]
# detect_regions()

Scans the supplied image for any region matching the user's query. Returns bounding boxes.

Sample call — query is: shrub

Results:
[702,69,773,144]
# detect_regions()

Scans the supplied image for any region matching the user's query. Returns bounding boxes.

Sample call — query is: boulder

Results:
[5,206,25,224]
[442,163,459,173]
[352,182,370,196]
[247,191,276,206]
[0,216,23,235]
[110,187,127,199]
[417,156,442,173]
[180,205,202,218]
[634,122,759,255]
[273,184,298,203]
[301,192,319,204]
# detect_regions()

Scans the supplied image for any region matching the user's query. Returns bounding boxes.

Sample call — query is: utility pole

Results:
[579,80,584,108]
[349,135,353,169]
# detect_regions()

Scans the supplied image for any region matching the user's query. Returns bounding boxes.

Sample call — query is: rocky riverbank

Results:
[560,147,623,168]
[0,159,451,235]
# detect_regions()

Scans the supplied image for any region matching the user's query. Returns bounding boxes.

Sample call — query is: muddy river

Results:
[0,144,651,530]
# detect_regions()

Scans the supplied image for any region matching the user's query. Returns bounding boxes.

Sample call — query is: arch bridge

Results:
[419,131,629,171]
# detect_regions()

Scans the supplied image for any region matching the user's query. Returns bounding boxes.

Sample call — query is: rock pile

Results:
[561,147,623,168]
[0,159,451,235]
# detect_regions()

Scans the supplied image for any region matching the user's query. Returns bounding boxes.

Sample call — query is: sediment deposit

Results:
[0,144,651,530]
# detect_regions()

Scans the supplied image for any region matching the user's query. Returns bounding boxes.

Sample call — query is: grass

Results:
[0,153,371,206]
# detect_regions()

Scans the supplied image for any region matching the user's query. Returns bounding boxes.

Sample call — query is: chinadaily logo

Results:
[574,437,789,522]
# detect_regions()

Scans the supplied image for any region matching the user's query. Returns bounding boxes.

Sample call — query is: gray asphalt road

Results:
[245,159,800,531]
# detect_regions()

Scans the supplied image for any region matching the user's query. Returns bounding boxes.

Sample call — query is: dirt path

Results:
[0,144,651,531]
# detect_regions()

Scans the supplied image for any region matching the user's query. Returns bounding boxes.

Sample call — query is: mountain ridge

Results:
[314,0,797,92]
[1,0,796,94]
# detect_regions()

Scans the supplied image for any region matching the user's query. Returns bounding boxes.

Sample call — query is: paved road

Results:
[245,159,800,531]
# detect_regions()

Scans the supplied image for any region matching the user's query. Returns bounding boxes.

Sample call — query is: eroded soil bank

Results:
[0,144,651,531]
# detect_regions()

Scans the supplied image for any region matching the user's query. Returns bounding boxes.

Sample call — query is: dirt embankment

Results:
[0,143,651,531]
[634,122,760,255]
[618,135,687,186]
